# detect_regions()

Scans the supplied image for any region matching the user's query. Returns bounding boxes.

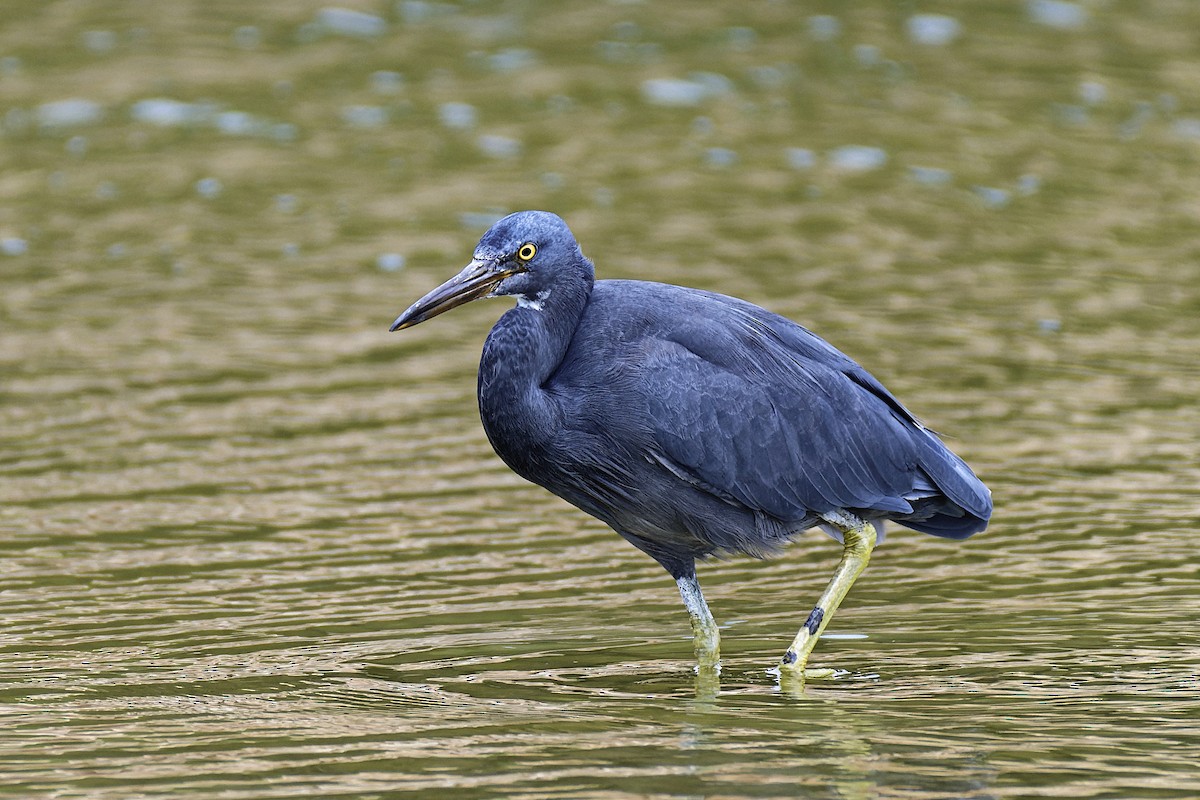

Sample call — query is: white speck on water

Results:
[1,237,29,256]
[1118,102,1154,141]
[828,145,888,172]
[460,210,507,230]
[95,181,119,200]
[726,26,756,51]
[274,194,298,213]
[641,72,733,108]
[808,15,841,41]
[66,135,89,157]
[282,243,300,259]
[1028,0,1087,30]
[547,95,575,114]
[438,102,476,130]
[1039,318,1062,333]
[611,20,639,40]
[315,7,387,38]
[398,1,458,24]
[691,71,735,98]
[853,44,882,67]
[107,243,128,259]
[746,65,787,90]
[130,98,212,127]
[1171,118,1200,141]
[638,43,665,63]
[974,186,1011,208]
[909,165,953,186]
[488,48,537,73]
[270,123,298,142]
[641,78,710,107]
[785,147,816,170]
[195,177,223,199]
[36,98,104,129]
[233,25,261,49]
[398,1,430,24]
[822,633,869,641]
[1053,103,1089,126]
[907,14,961,46]
[371,70,404,95]
[214,110,263,136]
[1017,174,1042,195]
[0,55,21,76]
[1078,80,1107,106]
[477,134,521,159]
[596,41,627,63]
[376,253,406,272]
[704,147,737,168]
[82,30,117,54]
[341,105,388,128]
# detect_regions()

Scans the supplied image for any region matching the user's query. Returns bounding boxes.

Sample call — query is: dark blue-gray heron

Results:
[390,210,991,678]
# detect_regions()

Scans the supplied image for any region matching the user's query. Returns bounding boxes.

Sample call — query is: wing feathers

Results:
[637,292,986,533]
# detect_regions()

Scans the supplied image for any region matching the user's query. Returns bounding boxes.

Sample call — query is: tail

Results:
[901,431,992,540]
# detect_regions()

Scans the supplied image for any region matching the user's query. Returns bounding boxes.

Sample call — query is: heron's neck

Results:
[478,264,593,444]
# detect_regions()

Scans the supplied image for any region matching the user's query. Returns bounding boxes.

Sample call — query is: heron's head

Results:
[389,210,588,331]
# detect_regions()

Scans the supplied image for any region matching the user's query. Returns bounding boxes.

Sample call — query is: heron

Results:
[390,210,991,679]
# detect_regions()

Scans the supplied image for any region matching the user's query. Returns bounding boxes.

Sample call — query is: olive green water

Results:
[3,2,1199,798]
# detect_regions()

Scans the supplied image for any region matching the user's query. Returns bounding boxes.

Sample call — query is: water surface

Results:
[2,2,1199,797]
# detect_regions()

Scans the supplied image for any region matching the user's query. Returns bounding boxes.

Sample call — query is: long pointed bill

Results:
[389,259,520,331]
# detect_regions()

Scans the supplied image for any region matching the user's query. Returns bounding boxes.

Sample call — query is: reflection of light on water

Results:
[3,1,1200,798]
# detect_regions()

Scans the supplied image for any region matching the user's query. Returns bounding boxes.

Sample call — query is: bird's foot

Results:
[776,659,845,696]
[796,666,838,680]
[778,644,840,683]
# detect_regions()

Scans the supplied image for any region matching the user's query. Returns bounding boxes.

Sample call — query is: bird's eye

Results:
[517,243,537,262]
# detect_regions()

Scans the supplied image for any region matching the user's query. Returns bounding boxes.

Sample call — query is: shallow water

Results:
[3,2,1200,798]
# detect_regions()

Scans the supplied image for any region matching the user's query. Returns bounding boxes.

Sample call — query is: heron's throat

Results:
[478,265,591,450]
[515,290,550,311]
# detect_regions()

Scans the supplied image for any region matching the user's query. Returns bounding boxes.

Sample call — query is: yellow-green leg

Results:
[676,574,720,669]
[780,512,876,679]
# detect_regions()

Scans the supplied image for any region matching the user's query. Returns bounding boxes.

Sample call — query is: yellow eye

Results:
[517,242,537,262]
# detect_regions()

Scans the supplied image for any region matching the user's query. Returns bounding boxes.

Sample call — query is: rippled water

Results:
[3,2,1200,798]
